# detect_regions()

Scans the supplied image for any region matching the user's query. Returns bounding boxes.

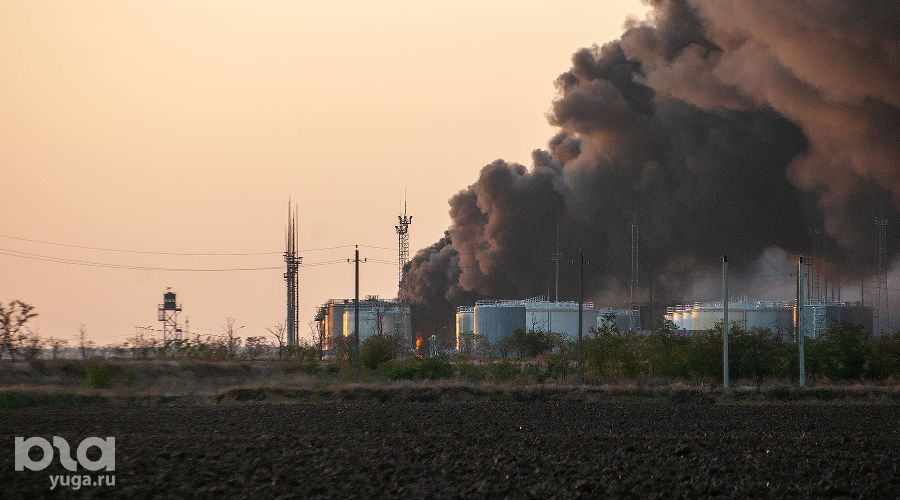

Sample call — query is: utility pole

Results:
[630,214,640,328]
[798,257,805,388]
[722,256,729,389]
[552,215,561,302]
[348,245,366,382]
[577,249,585,385]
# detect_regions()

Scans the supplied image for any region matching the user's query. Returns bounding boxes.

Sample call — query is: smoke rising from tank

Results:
[403,0,900,332]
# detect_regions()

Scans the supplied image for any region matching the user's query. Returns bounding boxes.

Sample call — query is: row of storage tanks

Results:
[317,298,412,349]
[664,300,871,338]
[665,301,794,335]
[455,298,639,346]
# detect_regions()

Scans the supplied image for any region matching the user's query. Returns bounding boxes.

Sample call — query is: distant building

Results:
[596,308,639,332]
[799,301,872,339]
[455,297,597,346]
[664,300,874,339]
[455,306,474,351]
[665,301,794,336]
[315,297,411,352]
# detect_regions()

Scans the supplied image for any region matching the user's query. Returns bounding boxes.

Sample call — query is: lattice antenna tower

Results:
[630,213,640,325]
[874,217,889,334]
[284,200,301,346]
[808,226,824,302]
[395,197,412,298]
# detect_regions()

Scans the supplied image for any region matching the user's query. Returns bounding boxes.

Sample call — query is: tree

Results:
[77,324,94,359]
[48,337,69,360]
[223,317,242,358]
[19,327,44,360]
[360,334,402,370]
[0,300,38,360]
[268,323,286,360]
[243,336,270,360]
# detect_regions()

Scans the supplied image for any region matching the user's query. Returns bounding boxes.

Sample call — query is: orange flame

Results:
[415,336,422,350]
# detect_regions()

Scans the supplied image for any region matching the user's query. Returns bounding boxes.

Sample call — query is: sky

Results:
[0,0,651,345]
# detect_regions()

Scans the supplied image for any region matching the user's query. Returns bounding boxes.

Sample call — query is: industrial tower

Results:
[157,288,182,343]
[395,200,412,298]
[284,201,301,346]
[630,215,640,328]
[874,218,889,334]
[808,226,824,302]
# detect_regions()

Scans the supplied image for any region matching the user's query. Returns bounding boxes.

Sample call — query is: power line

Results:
[0,233,281,256]
[0,234,390,256]
[0,247,350,272]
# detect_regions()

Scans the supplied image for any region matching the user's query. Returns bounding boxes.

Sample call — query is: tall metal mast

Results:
[874,217,889,334]
[395,198,412,298]
[552,215,561,302]
[630,213,640,328]
[284,201,301,346]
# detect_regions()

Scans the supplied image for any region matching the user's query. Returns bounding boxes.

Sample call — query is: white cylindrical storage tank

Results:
[343,307,379,341]
[525,309,551,332]
[456,307,475,351]
[694,308,719,331]
[474,302,526,344]
[553,307,596,340]
[382,307,399,337]
[681,306,693,330]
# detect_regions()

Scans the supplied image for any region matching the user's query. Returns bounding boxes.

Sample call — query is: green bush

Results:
[84,360,115,389]
[378,357,454,380]
[457,362,488,382]
[521,363,548,383]
[489,360,519,382]
[379,359,417,380]
[360,335,402,370]
[419,357,454,379]
[122,367,137,387]
[496,329,558,359]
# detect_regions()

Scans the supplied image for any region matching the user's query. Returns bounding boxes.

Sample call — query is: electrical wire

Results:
[0,233,281,256]
[0,234,391,256]
[0,247,352,272]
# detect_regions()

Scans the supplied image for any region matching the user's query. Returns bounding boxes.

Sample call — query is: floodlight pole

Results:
[577,249,584,385]
[798,257,805,388]
[354,245,360,382]
[723,256,729,388]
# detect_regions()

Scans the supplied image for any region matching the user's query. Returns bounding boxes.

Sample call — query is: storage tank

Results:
[474,301,526,344]
[456,306,475,350]
[526,301,597,340]
[343,306,379,340]
[744,301,793,335]
[693,305,721,331]
[598,309,637,331]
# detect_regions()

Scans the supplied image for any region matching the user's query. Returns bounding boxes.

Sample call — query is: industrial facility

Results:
[455,298,597,346]
[596,308,639,332]
[665,301,794,336]
[664,300,873,339]
[314,297,412,352]
[799,301,872,339]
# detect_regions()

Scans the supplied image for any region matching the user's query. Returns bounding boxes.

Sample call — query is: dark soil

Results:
[1,401,897,497]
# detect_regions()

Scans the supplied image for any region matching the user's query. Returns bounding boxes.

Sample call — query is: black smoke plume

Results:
[403,0,900,338]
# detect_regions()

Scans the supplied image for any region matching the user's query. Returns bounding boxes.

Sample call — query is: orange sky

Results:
[1,0,649,345]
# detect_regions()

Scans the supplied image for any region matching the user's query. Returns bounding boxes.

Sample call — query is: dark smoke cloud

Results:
[403,0,900,335]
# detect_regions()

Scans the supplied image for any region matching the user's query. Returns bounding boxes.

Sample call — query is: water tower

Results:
[157,287,182,343]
